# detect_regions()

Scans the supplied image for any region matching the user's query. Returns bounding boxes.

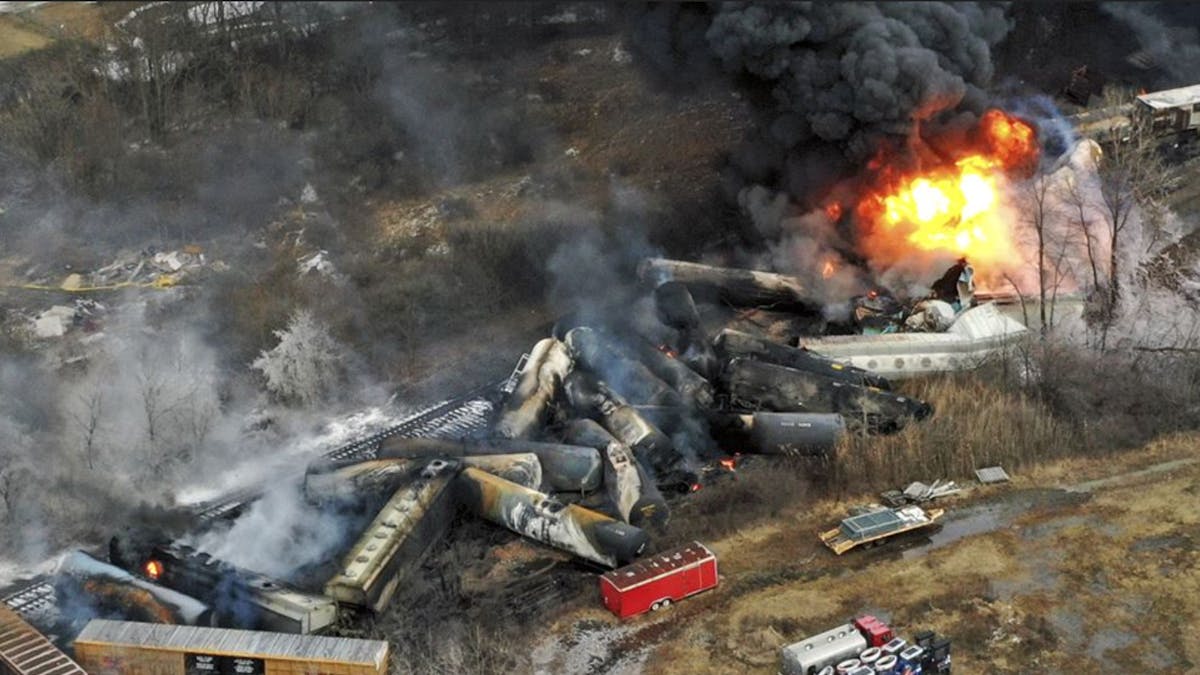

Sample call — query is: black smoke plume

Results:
[628,2,1012,206]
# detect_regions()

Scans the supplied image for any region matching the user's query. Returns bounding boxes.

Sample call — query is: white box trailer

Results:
[1135,84,1200,136]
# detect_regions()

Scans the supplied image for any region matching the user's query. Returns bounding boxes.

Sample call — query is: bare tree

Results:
[134,347,218,480]
[1089,87,1176,349]
[66,384,105,471]
[1062,174,1103,293]
[1019,173,1061,337]
[0,463,17,523]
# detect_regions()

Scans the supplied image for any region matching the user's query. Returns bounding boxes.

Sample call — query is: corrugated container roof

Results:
[1137,84,1200,110]
[0,605,88,675]
[601,541,713,591]
[74,620,388,666]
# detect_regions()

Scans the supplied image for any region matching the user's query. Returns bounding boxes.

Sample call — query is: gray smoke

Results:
[1101,3,1200,89]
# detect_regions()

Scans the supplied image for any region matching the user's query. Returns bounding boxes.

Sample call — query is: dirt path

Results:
[533,434,1200,674]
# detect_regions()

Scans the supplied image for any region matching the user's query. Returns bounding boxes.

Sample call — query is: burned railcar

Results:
[74,620,388,675]
[324,459,460,614]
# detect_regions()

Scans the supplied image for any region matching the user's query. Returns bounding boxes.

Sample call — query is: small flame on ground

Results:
[690,483,702,492]
[821,260,836,280]
[719,457,737,471]
[143,559,163,580]
[825,202,843,221]
[657,344,678,359]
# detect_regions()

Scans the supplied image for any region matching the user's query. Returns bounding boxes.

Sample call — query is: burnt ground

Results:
[528,433,1200,674]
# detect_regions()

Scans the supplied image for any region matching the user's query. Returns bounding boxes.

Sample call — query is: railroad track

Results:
[3,381,504,620]
[0,583,55,622]
[190,382,502,523]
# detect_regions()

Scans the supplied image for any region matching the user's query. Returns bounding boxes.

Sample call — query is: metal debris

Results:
[975,466,1011,484]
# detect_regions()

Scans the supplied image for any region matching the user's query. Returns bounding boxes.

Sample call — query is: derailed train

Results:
[42,257,934,637]
[325,257,933,579]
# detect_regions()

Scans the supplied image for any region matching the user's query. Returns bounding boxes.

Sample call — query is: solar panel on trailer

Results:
[842,510,904,539]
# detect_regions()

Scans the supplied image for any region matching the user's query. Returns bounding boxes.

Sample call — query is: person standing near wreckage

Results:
[930,257,976,312]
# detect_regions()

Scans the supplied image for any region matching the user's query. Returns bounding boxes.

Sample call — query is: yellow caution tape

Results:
[7,277,181,292]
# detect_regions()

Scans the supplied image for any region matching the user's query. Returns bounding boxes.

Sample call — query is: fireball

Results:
[856,109,1039,281]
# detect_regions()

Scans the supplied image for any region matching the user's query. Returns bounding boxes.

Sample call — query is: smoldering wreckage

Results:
[13,5,1179,670]
[2,240,1028,672]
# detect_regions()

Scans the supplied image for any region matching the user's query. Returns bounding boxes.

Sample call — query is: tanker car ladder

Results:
[819,505,944,555]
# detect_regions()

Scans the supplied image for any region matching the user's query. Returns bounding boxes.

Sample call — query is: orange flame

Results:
[824,202,843,221]
[979,109,1038,175]
[657,344,678,359]
[821,260,836,279]
[143,559,163,580]
[857,109,1039,276]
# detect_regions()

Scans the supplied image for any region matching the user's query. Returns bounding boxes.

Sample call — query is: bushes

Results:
[827,343,1200,496]
[830,374,1080,495]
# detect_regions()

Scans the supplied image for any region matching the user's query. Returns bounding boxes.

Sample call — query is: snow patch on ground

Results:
[531,621,649,675]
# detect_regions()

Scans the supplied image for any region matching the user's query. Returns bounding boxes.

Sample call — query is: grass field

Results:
[0,15,51,58]
[0,1,117,58]
[532,433,1200,674]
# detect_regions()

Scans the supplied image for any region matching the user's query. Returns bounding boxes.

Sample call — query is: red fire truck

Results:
[599,541,718,618]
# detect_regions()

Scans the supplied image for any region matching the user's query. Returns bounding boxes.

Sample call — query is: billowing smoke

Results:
[627,3,1014,307]
[1101,3,1200,89]
[631,3,1011,199]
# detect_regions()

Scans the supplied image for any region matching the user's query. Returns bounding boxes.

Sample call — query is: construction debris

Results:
[32,306,78,338]
[975,466,1012,484]
[881,479,963,506]
[297,250,337,278]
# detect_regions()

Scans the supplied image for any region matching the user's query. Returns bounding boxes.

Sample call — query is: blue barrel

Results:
[898,645,924,674]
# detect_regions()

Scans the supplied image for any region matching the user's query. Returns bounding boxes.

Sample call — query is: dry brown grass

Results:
[830,373,1083,494]
[0,18,51,58]
[611,438,1200,675]
[828,341,1200,496]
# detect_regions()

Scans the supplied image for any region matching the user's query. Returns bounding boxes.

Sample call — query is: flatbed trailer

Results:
[819,505,944,555]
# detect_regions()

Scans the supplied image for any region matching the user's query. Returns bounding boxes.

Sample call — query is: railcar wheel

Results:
[651,601,661,611]
[661,599,671,608]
